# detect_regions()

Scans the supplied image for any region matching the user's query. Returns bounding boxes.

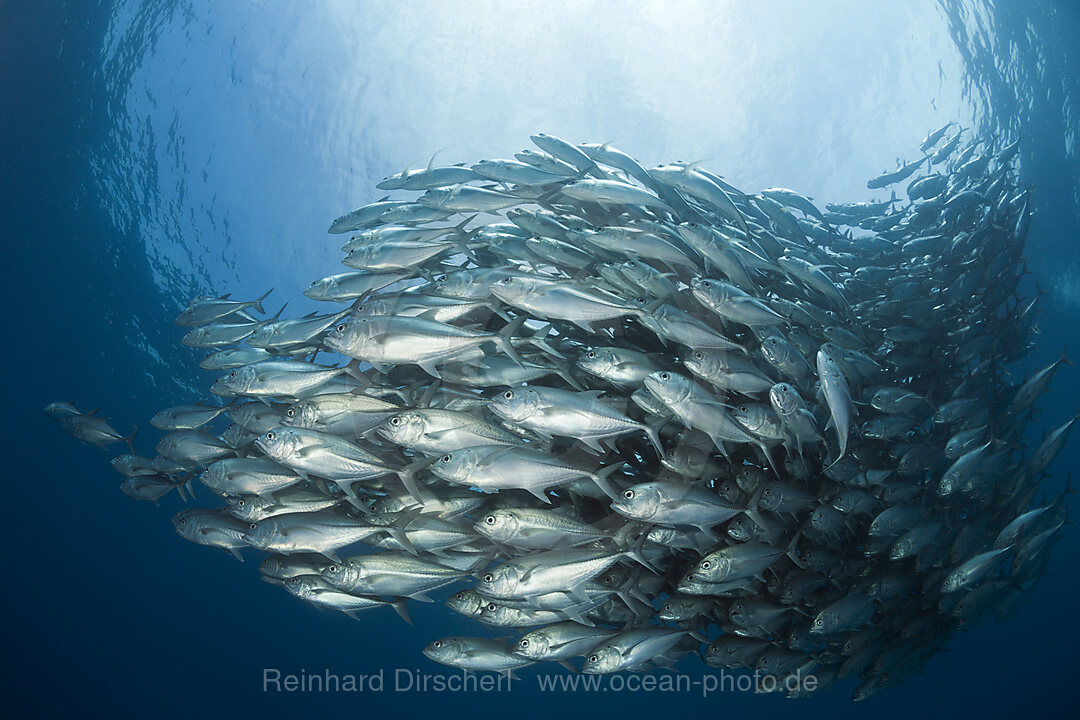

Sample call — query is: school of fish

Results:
[48,124,1076,700]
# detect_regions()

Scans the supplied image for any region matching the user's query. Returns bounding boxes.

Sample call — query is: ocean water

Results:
[2,0,1078,716]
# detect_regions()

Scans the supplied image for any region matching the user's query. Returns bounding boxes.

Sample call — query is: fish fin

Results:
[494,316,528,366]
[408,591,434,603]
[253,287,274,315]
[124,425,139,455]
[556,659,579,673]
[417,359,442,379]
[525,323,566,360]
[644,419,666,458]
[578,437,605,454]
[525,487,554,504]
[391,599,413,625]
[590,463,625,500]
[227,546,244,562]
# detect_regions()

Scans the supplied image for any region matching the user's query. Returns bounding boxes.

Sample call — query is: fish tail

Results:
[124,425,139,455]
[253,287,274,314]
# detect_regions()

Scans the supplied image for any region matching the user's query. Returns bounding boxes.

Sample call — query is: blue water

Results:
[3,0,1078,716]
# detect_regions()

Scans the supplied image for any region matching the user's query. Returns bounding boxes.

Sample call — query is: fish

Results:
[53,128,1074,701]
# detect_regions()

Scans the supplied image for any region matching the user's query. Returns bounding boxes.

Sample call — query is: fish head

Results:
[582,643,623,674]
[690,277,725,306]
[378,412,425,448]
[514,630,551,660]
[245,324,276,348]
[353,297,392,317]
[241,518,277,550]
[488,275,535,307]
[171,509,205,541]
[936,473,956,497]
[212,365,257,397]
[477,564,523,599]
[430,449,478,484]
[728,600,748,625]
[941,570,962,594]
[478,602,515,626]
[446,590,484,618]
[224,495,268,523]
[489,388,539,423]
[417,188,451,209]
[768,383,799,414]
[422,637,466,664]
[759,333,788,366]
[758,483,783,512]
[283,576,318,600]
[869,389,892,410]
[180,327,208,348]
[474,509,520,543]
[643,370,690,405]
[860,420,883,440]
[303,276,336,300]
[255,427,303,463]
[726,517,753,542]
[321,559,360,589]
[698,552,731,582]
[684,349,720,380]
[155,434,176,458]
[889,538,912,561]
[575,347,617,378]
[810,610,830,635]
[611,483,662,521]
[281,401,316,429]
[676,572,709,595]
[258,555,294,581]
[323,317,370,357]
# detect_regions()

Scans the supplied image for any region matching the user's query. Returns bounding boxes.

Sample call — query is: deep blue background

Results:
[2,0,1077,717]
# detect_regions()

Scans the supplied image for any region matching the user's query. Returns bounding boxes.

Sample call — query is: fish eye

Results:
[286,409,294,417]
[739,405,748,412]
[587,351,596,358]
[764,488,772,495]
[483,574,494,583]
[702,280,712,287]
[486,603,497,611]
[328,565,337,573]
[390,416,402,426]
[433,641,442,649]
[659,372,670,380]
[694,352,703,360]
[519,639,529,648]
[501,277,513,284]
[455,592,464,600]
[701,560,711,570]
[769,338,778,345]
[503,391,514,400]
[434,275,446,283]
[623,490,635,499]
[686,573,695,581]
[335,324,346,332]
[589,655,598,663]
[237,499,245,507]
[177,518,185,526]
[229,371,238,378]
[485,515,497,525]
[265,431,274,440]
[249,523,257,530]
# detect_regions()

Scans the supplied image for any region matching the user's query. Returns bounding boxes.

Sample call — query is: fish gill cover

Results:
[48,129,1073,700]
